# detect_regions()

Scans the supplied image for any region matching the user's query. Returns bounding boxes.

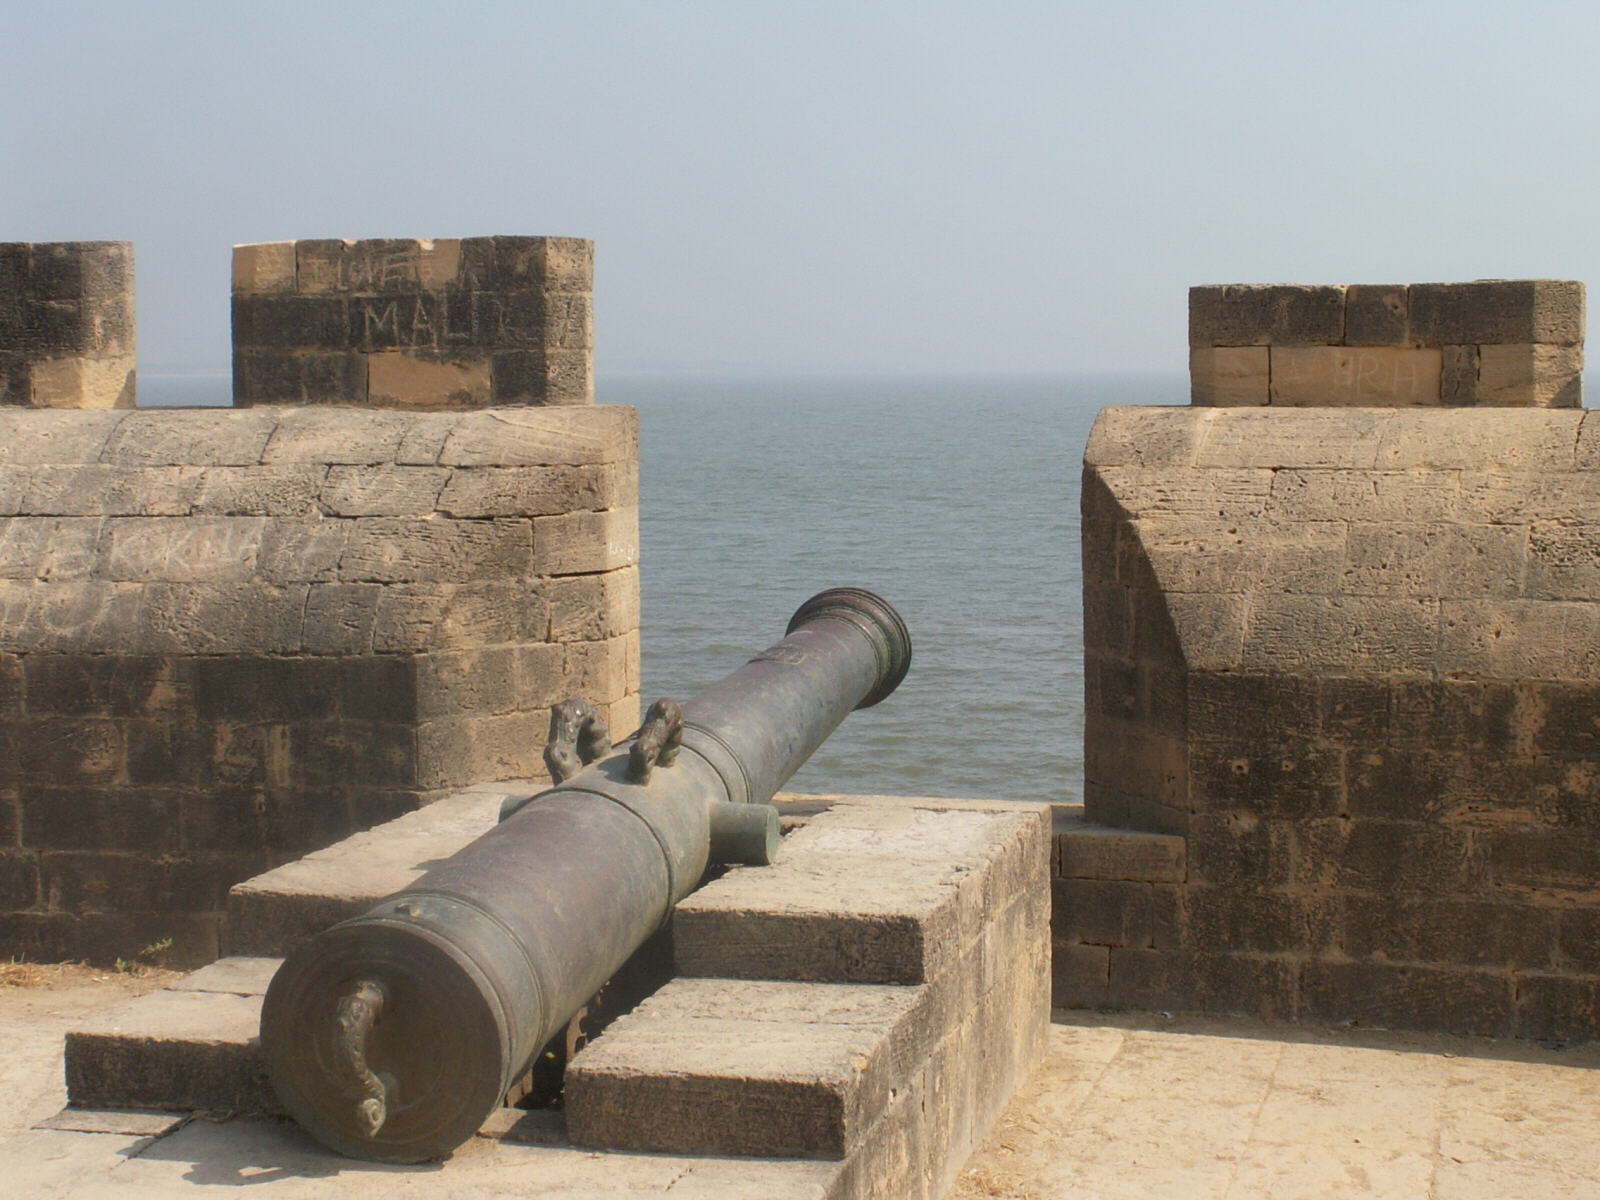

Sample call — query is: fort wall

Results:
[0,238,637,966]
[1057,280,1600,1039]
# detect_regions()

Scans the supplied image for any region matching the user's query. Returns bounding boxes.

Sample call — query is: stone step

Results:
[564,976,935,1160]
[1051,802,1187,883]
[64,957,280,1114]
[65,792,1048,1200]
[224,785,823,958]
[674,796,1040,985]
[224,782,529,956]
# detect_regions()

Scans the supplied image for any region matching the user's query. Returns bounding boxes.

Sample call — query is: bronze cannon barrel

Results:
[258,587,910,1162]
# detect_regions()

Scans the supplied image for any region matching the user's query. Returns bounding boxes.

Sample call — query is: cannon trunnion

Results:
[259,587,911,1162]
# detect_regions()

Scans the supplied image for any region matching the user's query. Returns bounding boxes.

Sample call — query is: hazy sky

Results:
[5,2,1599,376]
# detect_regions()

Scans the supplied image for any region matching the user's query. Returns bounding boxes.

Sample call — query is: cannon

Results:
[259,587,911,1162]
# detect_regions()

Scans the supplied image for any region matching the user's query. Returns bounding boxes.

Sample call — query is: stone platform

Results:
[18,788,1050,1199]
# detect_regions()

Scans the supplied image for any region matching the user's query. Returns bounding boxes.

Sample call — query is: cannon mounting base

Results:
[38,786,1050,1200]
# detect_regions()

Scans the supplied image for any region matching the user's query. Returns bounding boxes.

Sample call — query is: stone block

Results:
[231,242,296,295]
[26,355,136,409]
[1051,878,1153,947]
[491,347,593,405]
[296,238,421,295]
[565,977,925,1159]
[1189,284,1345,347]
[1475,342,1583,408]
[1440,344,1480,403]
[1340,895,1556,970]
[64,987,277,1114]
[535,507,638,574]
[21,463,205,516]
[320,463,451,516]
[232,349,368,405]
[1082,716,1186,810]
[677,803,1045,987]
[0,651,20,719]
[1180,887,1321,955]
[1343,522,1528,599]
[134,582,308,655]
[366,349,491,408]
[191,464,325,517]
[562,633,634,705]
[541,565,640,643]
[1187,671,1321,742]
[1186,951,1299,1019]
[1187,813,1295,887]
[1487,826,1600,893]
[255,519,348,583]
[1299,960,1514,1037]
[103,408,279,467]
[347,294,448,355]
[1096,463,1276,515]
[1343,284,1409,345]
[1440,599,1600,681]
[1375,407,1580,470]
[435,462,627,517]
[0,579,145,654]
[415,712,543,790]
[0,408,126,466]
[1084,406,1212,471]
[1188,738,1345,818]
[439,406,636,467]
[1300,817,1485,894]
[339,517,532,583]
[22,784,183,851]
[0,352,30,405]
[0,851,39,908]
[230,294,348,350]
[1051,941,1109,1009]
[1269,346,1442,406]
[1513,974,1599,1041]
[1189,346,1268,406]
[1242,594,1437,675]
[1407,279,1584,346]
[414,647,519,719]
[94,516,267,583]
[0,515,101,579]
[300,583,379,653]
[1526,521,1600,600]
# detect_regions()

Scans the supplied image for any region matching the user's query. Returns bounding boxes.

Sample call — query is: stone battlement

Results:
[1190,280,1584,407]
[1062,376,1600,1039]
[0,235,633,966]
[0,242,136,409]
[233,237,594,408]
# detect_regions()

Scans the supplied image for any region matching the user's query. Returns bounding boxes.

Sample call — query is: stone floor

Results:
[4,973,1598,1198]
[953,1012,1600,1200]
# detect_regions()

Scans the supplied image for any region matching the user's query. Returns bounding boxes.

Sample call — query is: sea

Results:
[141,370,1191,808]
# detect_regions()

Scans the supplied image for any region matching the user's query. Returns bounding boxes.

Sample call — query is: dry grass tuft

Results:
[0,959,175,989]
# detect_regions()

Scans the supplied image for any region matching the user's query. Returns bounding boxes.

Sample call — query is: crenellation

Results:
[1191,279,1585,407]
[235,235,594,408]
[0,242,136,409]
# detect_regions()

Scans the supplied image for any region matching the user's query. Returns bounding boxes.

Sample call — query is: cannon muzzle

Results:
[259,587,910,1162]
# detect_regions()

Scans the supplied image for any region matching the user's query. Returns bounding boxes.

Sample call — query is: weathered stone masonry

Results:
[1190,279,1584,408]
[0,242,136,409]
[233,237,593,407]
[0,237,638,967]
[1059,280,1600,1041]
